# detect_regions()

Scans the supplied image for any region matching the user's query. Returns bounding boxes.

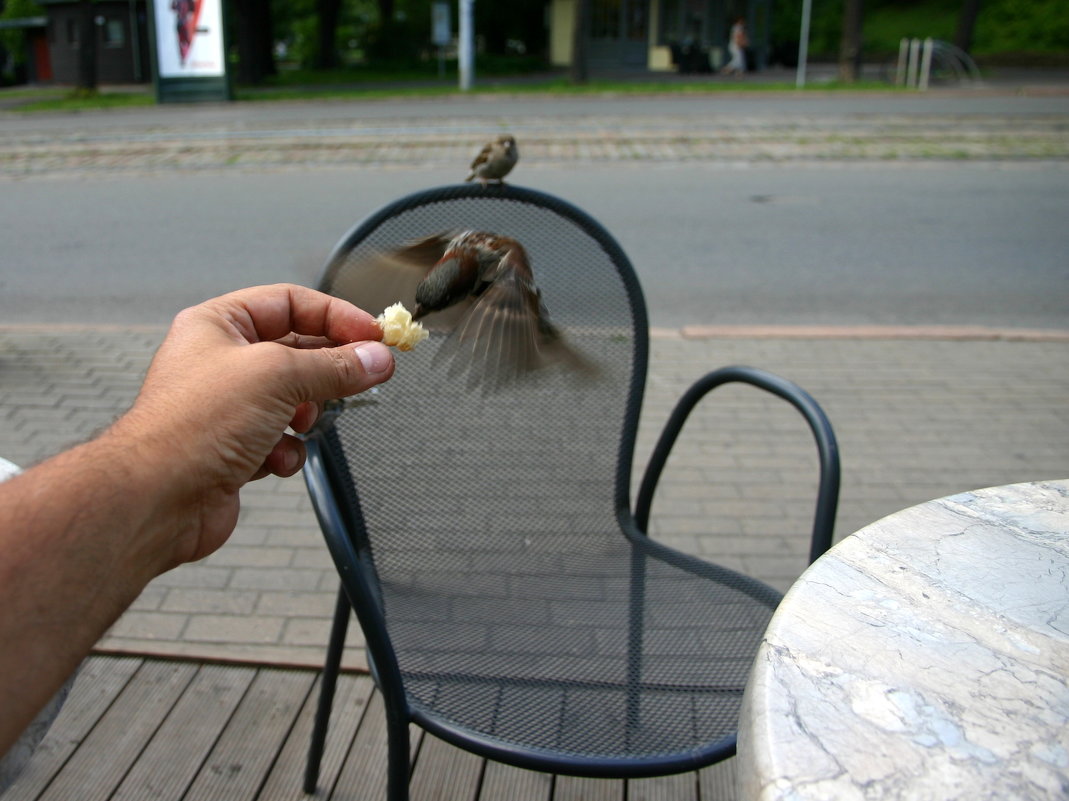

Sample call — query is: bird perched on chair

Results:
[333,230,595,391]
[465,135,519,186]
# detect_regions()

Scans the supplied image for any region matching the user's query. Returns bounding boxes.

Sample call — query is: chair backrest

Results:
[316,184,649,571]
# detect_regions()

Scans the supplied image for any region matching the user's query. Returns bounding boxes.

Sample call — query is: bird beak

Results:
[412,303,427,320]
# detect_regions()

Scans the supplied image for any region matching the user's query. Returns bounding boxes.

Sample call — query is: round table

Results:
[738,479,1069,800]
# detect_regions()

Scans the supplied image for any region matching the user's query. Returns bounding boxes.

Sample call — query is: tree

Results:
[377,0,394,26]
[954,0,982,53]
[234,0,277,83]
[838,0,863,82]
[364,0,424,66]
[315,0,342,68]
[75,0,97,92]
[571,0,590,83]
[0,0,44,80]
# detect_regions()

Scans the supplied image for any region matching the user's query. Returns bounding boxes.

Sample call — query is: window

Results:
[590,0,649,43]
[590,0,620,39]
[102,18,125,47]
[660,0,712,46]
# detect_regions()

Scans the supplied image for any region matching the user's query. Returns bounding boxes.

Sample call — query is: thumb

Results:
[283,340,395,403]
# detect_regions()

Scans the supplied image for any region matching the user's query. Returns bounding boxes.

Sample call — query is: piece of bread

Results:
[377,303,429,351]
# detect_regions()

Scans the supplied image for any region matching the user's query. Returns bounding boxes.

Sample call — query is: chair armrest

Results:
[634,365,840,564]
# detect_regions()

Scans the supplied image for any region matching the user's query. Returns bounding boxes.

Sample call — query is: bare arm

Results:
[0,284,394,755]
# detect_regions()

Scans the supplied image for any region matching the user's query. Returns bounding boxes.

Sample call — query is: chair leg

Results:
[304,585,352,794]
[385,713,411,801]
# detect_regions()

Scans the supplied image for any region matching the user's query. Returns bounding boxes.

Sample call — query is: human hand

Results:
[110,283,394,568]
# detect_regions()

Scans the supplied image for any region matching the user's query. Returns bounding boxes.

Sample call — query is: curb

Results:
[6,324,1069,342]
[649,326,1069,342]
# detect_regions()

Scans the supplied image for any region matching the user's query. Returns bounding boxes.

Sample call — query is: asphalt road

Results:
[1,91,1067,330]
[2,161,1066,329]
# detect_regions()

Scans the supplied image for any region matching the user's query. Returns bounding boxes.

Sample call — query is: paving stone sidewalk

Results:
[2,113,1066,175]
[2,326,1067,671]
[3,81,1069,176]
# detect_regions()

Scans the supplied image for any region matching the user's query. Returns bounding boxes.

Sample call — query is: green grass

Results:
[237,75,902,102]
[0,73,907,113]
[12,89,154,112]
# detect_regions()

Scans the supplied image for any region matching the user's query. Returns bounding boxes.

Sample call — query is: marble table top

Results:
[738,479,1069,800]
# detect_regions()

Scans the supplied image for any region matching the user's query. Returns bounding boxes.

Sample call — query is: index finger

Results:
[212,284,383,345]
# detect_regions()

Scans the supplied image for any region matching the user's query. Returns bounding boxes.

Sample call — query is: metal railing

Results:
[896,38,982,90]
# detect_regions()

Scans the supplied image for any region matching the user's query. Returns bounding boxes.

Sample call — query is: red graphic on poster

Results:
[171,0,202,65]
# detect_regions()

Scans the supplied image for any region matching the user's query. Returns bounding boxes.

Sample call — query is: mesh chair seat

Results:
[302,184,839,797]
[323,408,779,765]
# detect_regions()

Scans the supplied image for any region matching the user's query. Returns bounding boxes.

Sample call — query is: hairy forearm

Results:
[0,426,180,756]
[0,284,393,760]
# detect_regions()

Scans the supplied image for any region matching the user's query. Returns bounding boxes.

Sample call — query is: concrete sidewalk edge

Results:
[5,322,1069,342]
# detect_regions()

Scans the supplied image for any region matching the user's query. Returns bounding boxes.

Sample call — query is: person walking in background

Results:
[721,16,748,76]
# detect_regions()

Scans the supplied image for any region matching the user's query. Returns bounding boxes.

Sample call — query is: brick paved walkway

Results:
[3,81,1067,671]
[2,326,1066,670]
[3,84,1069,176]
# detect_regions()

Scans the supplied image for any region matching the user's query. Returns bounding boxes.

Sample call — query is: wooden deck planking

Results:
[7,657,738,801]
[552,775,625,800]
[183,668,317,801]
[480,762,552,800]
[407,734,483,801]
[629,772,698,801]
[326,688,401,801]
[109,664,257,801]
[258,673,374,801]
[5,656,142,800]
[698,761,738,801]
[38,661,198,801]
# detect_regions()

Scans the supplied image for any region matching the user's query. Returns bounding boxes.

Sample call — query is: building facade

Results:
[39,0,150,84]
[549,0,771,74]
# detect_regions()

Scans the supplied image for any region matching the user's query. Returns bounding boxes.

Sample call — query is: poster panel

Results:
[153,0,226,78]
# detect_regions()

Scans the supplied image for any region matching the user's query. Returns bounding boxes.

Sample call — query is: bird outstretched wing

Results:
[330,229,597,392]
[434,260,542,391]
[328,232,469,330]
[433,246,598,392]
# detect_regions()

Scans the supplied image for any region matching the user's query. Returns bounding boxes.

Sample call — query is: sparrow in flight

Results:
[332,230,595,391]
[465,135,518,186]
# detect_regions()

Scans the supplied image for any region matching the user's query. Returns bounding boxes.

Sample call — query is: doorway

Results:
[589,0,649,68]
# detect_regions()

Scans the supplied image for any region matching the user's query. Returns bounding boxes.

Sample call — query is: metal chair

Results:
[301,184,840,799]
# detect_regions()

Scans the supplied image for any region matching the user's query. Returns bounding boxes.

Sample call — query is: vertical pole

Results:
[795,0,812,89]
[571,0,590,84]
[895,37,908,86]
[919,37,933,91]
[129,0,143,82]
[458,0,474,91]
[906,37,920,88]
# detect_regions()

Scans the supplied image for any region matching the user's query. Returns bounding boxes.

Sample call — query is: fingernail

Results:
[282,447,300,474]
[354,341,391,375]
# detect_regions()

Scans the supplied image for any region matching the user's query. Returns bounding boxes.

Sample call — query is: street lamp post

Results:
[458,0,474,91]
[796,0,812,88]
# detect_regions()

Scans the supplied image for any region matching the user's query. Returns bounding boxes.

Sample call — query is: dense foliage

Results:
[0,0,43,69]
[772,0,1069,60]
[269,0,547,70]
